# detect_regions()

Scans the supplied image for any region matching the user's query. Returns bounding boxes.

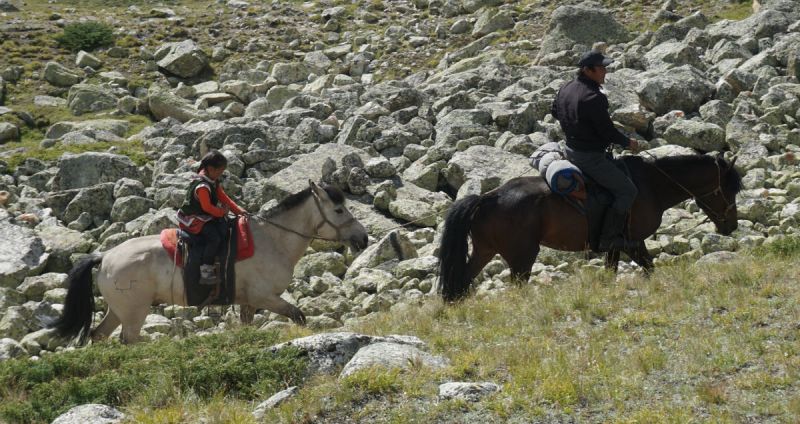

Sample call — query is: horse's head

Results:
[696,156,742,236]
[308,180,369,250]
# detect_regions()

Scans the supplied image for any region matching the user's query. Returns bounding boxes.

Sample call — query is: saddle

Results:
[557,159,634,253]
[159,216,255,306]
[160,216,255,267]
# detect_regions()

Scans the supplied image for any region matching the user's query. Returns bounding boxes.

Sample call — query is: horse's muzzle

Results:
[350,234,369,251]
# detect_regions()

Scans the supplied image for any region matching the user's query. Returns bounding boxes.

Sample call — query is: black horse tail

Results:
[439,194,482,301]
[51,254,103,345]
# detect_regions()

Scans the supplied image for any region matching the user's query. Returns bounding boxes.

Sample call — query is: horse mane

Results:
[645,154,743,195]
[262,184,345,218]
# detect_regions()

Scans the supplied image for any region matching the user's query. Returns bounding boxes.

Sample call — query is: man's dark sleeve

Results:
[585,94,630,148]
[550,93,559,120]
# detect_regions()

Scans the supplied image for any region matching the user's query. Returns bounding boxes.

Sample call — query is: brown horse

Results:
[438,154,742,301]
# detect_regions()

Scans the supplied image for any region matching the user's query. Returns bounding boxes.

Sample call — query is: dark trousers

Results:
[565,147,637,212]
[199,219,227,265]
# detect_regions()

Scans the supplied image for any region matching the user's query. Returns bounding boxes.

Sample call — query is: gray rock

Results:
[439,382,501,402]
[76,51,103,69]
[304,51,332,75]
[52,152,140,191]
[252,386,299,419]
[434,109,492,146]
[346,230,417,279]
[43,62,82,87]
[394,256,439,280]
[636,65,714,115]
[270,332,423,375]
[696,251,739,265]
[471,9,514,37]
[699,100,733,128]
[360,81,422,113]
[339,341,449,378]
[643,40,703,70]
[0,0,19,12]
[364,156,397,178]
[0,306,30,340]
[0,287,25,309]
[261,143,369,202]
[51,404,125,424]
[149,89,211,123]
[537,3,631,60]
[444,145,536,194]
[663,120,726,152]
[388,198,439,227]
[294,252,347,278]
[17,273,67,301]
[0,338,27,361]
[110,196,154,223]
[34,95,68,107]
[0,220,48,288]
[271,62,309,85]
[45,119,130,140]
[0,122,19,143]
[60,184,115,224]
[67,84,117,115]
[706,7,793,44]
[156,40,210,78]
[37,224,93,272]
[20,327,70,352]
[114,178,146,198]
[701,233,738,254]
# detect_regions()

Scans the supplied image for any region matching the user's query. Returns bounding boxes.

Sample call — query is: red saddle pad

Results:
[161,216,255,268]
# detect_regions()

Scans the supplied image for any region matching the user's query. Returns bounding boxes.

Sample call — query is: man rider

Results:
[551,49,640,252]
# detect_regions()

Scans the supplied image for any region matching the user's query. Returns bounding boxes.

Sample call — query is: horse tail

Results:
[51,254,103,345]
[439,194,482,301]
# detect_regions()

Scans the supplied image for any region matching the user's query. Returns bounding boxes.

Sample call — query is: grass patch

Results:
[255,250,800,422]
[0,327,306,424]
[714,1,754,21]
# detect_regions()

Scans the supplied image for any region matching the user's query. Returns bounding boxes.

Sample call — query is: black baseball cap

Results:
[577,50,613,67]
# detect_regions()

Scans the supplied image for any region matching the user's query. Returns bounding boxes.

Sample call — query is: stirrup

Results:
[199,264,220,286]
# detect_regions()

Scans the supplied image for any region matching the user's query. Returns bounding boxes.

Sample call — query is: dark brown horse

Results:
[438,154,742,301]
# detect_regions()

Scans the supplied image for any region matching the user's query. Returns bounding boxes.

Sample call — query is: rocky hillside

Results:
[1,0,800,421]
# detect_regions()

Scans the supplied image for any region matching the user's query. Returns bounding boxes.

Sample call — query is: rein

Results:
[250,190,355,243]
[643,152,735,225]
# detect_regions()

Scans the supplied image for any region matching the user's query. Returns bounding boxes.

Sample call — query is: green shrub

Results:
[0,327,306,423]
[54,21,115,52]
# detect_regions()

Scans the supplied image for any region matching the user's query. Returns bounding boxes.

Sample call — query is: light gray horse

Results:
[53,181,368,344]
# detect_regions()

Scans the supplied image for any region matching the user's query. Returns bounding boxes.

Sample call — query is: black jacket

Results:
[551,75,630,152]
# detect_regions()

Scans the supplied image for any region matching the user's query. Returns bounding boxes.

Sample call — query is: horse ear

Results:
[308,180,324,197]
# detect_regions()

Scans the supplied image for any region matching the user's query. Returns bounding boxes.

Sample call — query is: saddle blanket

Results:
[160,216,255,267]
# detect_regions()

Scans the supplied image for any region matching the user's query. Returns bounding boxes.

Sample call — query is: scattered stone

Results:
[339,341,449,378]
[439,382,501,402]
[252,386,299,419]
[51,404,125,424]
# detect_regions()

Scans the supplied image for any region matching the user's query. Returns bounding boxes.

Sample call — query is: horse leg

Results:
[464,245,494,291]
[261,295,306,325]
[503,245,540,284]
[627,241,655,277]
[605,249,621,273]
[240,304,255,325]
[120,305,150,344]
[91,308,120,342]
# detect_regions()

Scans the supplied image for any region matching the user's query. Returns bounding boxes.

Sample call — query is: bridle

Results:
[251,190,356,243]
[647,153,736,226]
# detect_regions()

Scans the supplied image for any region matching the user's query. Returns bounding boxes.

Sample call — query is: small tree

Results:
[55,21,115,52]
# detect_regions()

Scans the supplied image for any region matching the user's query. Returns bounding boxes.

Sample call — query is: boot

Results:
[199,264,219,286]
[598,210,636,252]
